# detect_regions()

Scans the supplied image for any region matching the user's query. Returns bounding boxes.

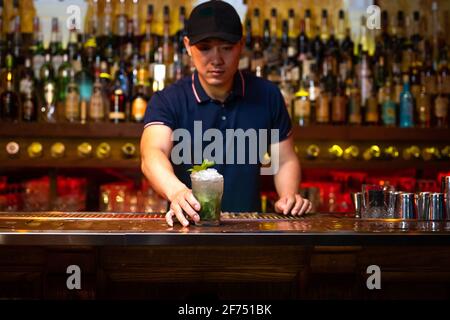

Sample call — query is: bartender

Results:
[141,0,312,227]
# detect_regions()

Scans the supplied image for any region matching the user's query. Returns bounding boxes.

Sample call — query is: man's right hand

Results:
[166,188,201,227]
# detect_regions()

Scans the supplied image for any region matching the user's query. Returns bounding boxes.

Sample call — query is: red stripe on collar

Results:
[191,73,201,103]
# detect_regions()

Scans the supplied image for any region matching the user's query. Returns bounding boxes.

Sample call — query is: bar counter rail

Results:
[1,211,450,246]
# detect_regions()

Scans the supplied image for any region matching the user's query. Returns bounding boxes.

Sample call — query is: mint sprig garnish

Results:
[188,159,215,173]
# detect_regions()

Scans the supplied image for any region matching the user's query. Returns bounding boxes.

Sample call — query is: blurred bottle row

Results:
[0,175,168,213]
[0,2,449,128]
[297,144,450,161]
[2,141,138,159]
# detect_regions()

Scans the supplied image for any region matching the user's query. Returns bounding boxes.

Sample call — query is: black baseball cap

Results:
[186,1,243,45]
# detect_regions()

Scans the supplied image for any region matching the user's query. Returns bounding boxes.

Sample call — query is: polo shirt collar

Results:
[191,70,245,104]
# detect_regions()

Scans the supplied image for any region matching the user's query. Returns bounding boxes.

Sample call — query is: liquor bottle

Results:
[293,79,310,126]
[91,0,100,37]
[19,58,37,122]
[89,72,107,122]
[96,143,111,159]
[77,142,93,158]
[76,56,94,123]
[252,8,262,44]
[49,18,63,72]
[152,47,166,92]
[307,65,320,122]
[0,70,19,121]
[32,17,45,79]
[359,50,373,122]
[409,60,422,102]
[141,5,154,61]
[363,145,381,161]
[316,81,330,124]
[279,69,293,120]
[336,10,346,45]
[67,19,79,62]
[423,58,437,97]
[440,59,450,96]
[123,19,135,63]
[347,76,362,125]
[287,9,298,79]
[343,145,359,160]
[131,84,148,123]
[399,76,414,128]
[262,19,275,79]
[320,9,329,42]
[40,54,57,123]
[50,142,65,159]
[341,28,354,62]
[102,0,113,40]
[11,4,22,65]
[131,0,140,37]
[27,142,43,158]
[116,0,128,48]
[65,69,80,122]
[381,79,397,127]
[402,145,421,160]
[411,11,423,54]
[297,19,309,63]
[110,77,127,123]
[121,143,137,158]
[162,6,173,67]
[331,77,347,125]
[306,144,320,160]
[0,0,5,76]
[239,18,252,72]
[311,26,324,67]
[434,78,449,128]
[56,53,71,109]
[328,144,343,160]
[365,88,379,126]
[416,81,431,128]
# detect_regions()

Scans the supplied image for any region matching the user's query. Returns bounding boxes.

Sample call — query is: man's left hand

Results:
[274,194,312,216]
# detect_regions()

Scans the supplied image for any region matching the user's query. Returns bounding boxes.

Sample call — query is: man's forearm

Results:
[274,157,301,197]
[141,149,187,201]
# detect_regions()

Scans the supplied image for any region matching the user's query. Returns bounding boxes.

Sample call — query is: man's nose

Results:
[210,47,224,65]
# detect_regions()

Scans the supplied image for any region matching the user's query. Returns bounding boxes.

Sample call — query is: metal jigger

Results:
[351,192,363,218]
[396,193,417,220]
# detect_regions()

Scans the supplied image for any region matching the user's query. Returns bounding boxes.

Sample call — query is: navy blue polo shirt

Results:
[143,71,292,212]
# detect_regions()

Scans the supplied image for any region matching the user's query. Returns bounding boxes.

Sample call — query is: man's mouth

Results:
[209,70,225,76]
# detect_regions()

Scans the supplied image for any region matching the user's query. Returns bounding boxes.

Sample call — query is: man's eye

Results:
[222,46,233,51]
[198,46,211,51]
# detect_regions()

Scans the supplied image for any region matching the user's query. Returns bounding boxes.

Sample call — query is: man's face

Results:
[184,37,243,88]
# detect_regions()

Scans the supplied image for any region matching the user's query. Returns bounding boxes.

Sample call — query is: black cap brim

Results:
[188,32,242,45]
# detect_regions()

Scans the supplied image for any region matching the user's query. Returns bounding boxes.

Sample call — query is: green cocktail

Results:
[190,169,224,226]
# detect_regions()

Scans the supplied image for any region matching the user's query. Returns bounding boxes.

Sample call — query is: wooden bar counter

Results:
[1,212,450,300]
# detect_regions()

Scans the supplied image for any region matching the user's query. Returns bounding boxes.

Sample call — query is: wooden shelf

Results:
[0,122,144,139]
[1,123,450,142]
[292,126,450,142]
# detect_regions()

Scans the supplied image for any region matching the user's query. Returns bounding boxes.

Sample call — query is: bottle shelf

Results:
[1,123,450,142]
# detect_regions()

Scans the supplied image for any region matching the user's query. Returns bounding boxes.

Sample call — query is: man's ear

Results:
[183,36,192,57]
